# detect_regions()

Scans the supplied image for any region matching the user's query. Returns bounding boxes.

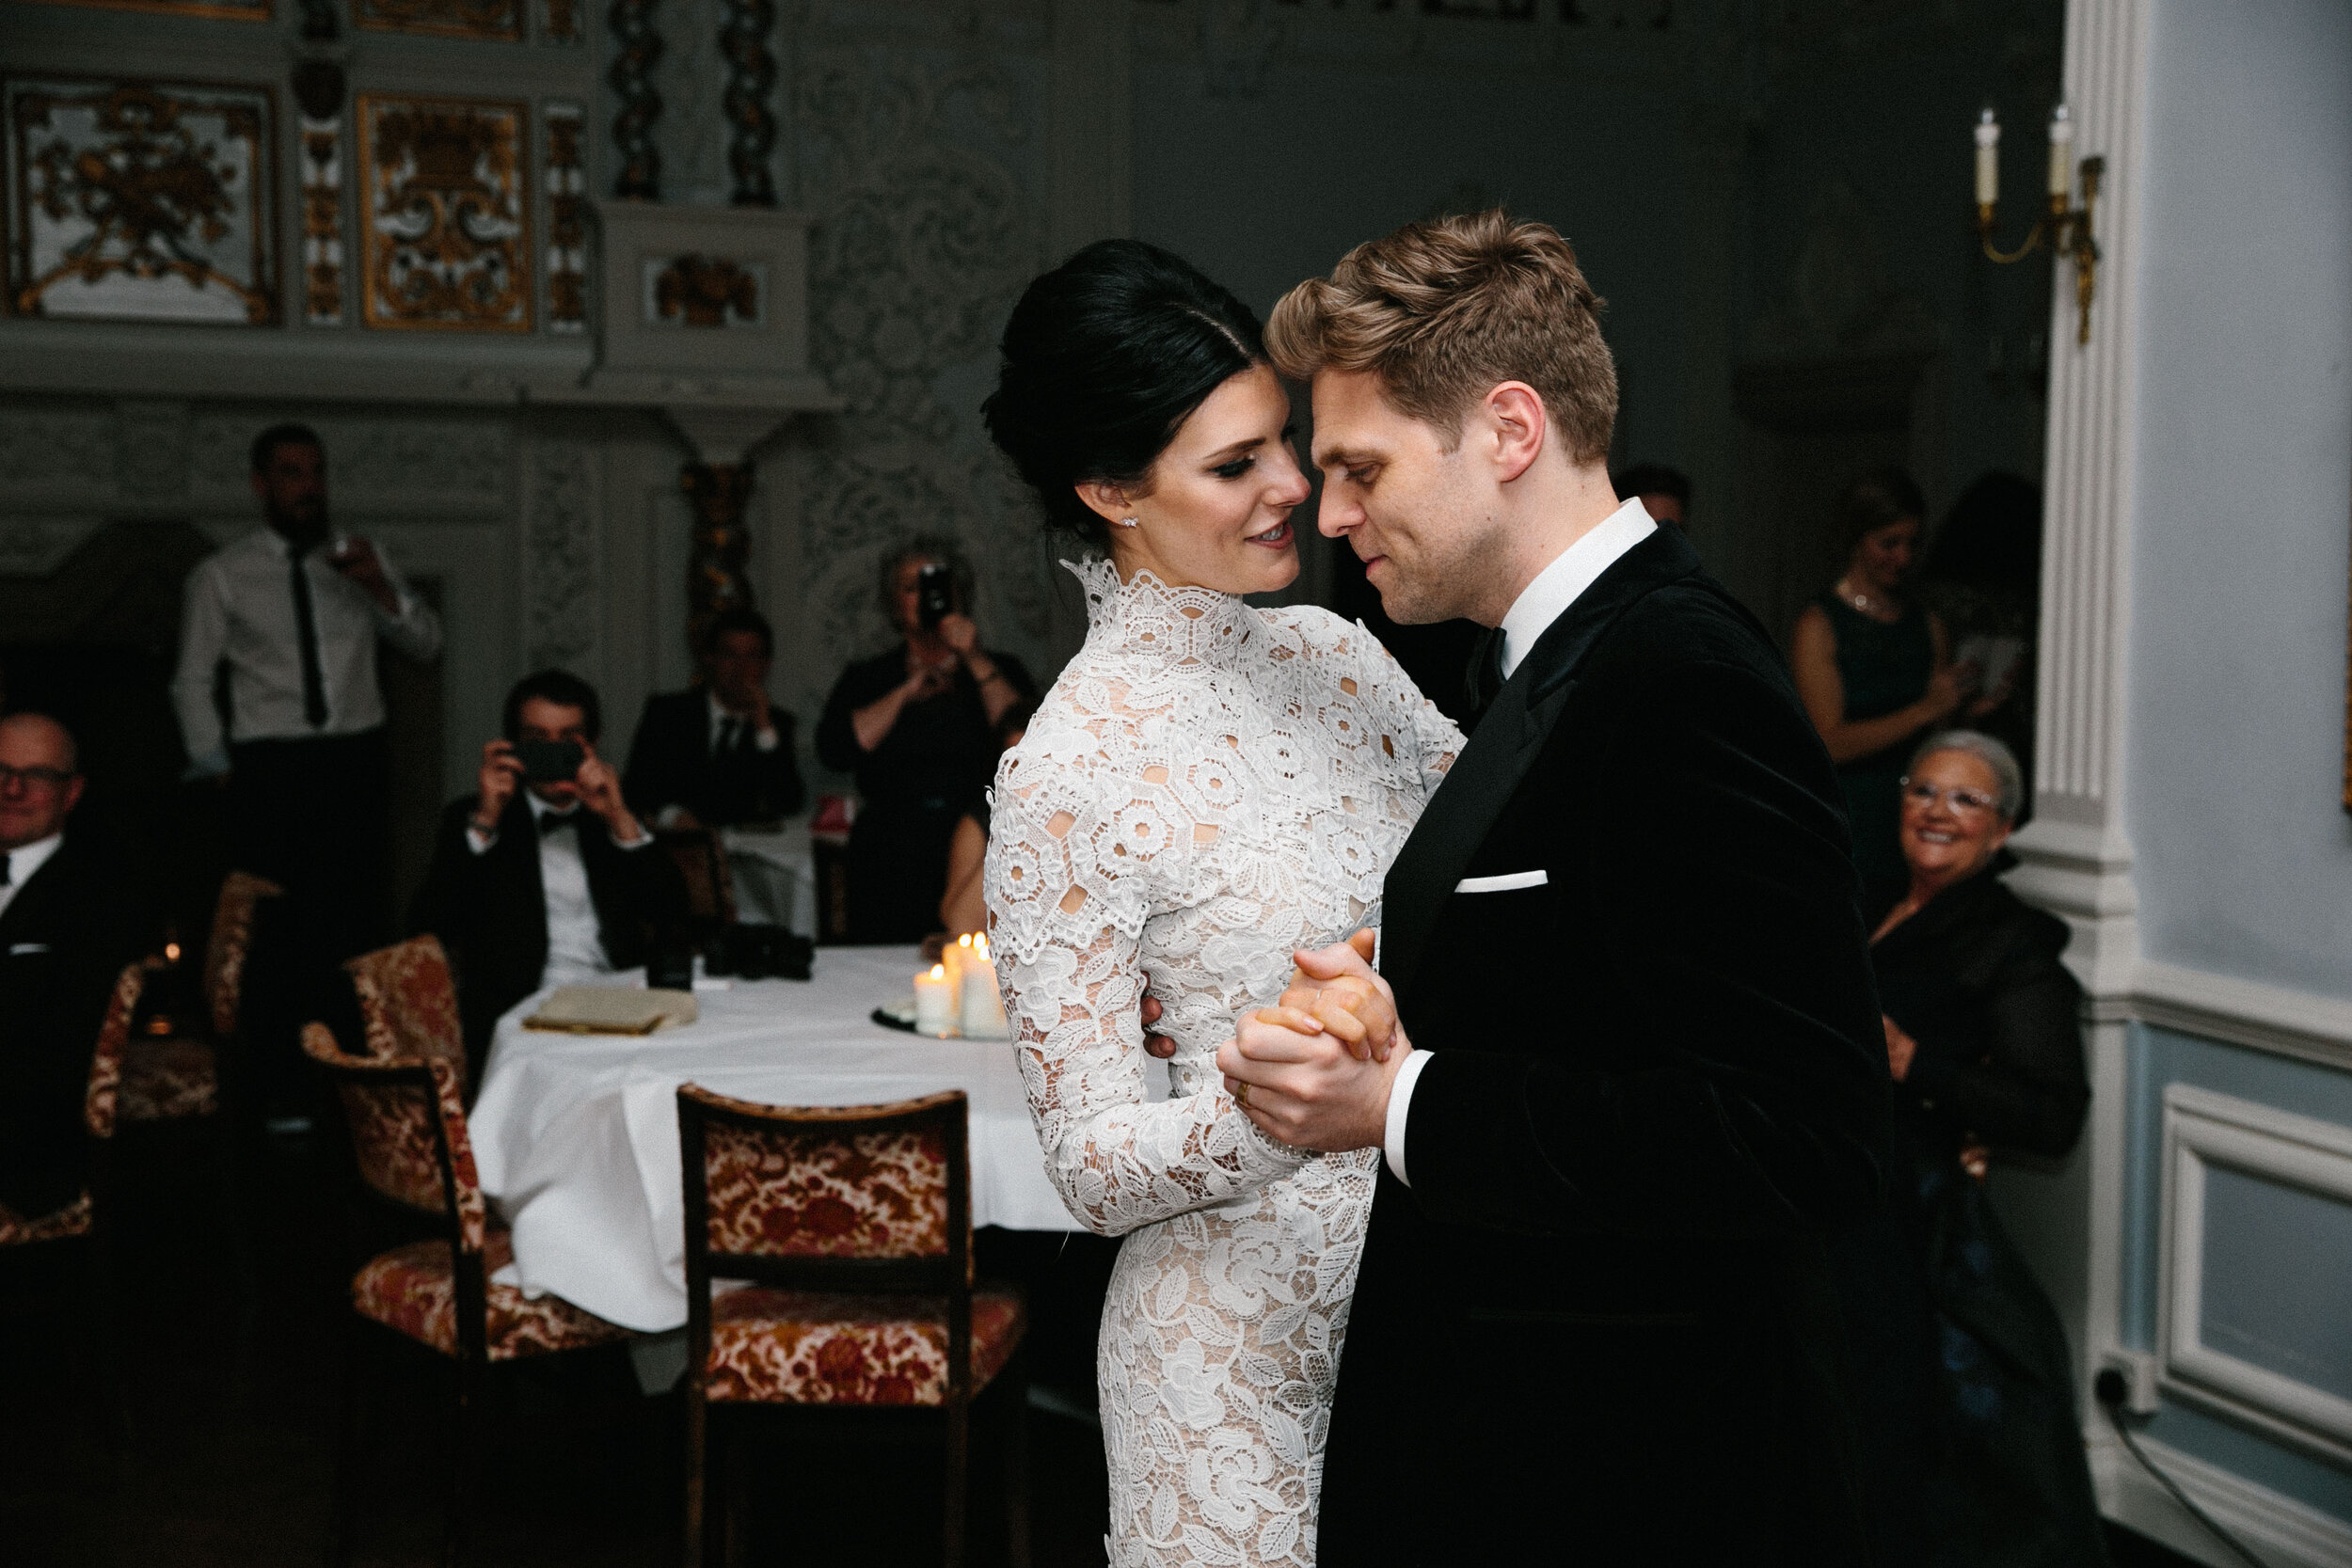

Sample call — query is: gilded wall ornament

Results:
[295,65,348,326]
[544,102,587,332]
[357,94,532,332]
[540,0,580,41]
[6,77,277,325]
[652,253,757,328]
[720,0,777,207]
[351,0,524,41]
[607,0,664,199]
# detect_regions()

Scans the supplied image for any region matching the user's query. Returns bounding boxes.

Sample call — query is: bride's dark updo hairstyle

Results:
[983,239,1268,550]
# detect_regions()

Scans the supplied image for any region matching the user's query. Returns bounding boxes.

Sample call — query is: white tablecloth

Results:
[720,822,818,936]
[469,945,1076,1334]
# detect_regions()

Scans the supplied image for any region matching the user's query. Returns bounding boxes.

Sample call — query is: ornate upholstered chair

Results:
[304,1022,635,1566]
[118,869,279,1124]
[343,934,468,1092]
[0,958,139,1246]
[658,828,739,933]
[675,1085,1029,1568]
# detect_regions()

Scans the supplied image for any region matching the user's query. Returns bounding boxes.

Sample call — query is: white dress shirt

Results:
[467,794,652,991]
[1382,497,1659,1186]
[707,690,780,755]
[0,832,64,924]
[171,528,443,775]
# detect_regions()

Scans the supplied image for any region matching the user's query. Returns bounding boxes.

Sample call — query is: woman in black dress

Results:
[1836,729,2107,1568]
[814,538,1035,942]
[1792,468,1991,906]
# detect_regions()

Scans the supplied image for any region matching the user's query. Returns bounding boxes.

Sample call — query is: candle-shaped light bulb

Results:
[914,962,958,1037]
[1974,107,2001,208]
[2046,103,2074,203]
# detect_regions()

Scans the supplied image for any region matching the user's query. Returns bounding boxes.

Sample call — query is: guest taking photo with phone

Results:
[815,537,1036,942]
[408,669,687,1082]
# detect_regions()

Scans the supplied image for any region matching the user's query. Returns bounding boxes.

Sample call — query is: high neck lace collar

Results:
[1071,557,1255,673]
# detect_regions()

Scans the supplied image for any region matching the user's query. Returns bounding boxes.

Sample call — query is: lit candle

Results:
[1974,108,2001,207]
[940,932,968,996]
[960,934,1008,1039]
[2046,103,2074,203]
[914,963,958,1037]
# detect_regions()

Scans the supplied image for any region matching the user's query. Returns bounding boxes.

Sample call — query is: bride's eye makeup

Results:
[1211,455,1256,481]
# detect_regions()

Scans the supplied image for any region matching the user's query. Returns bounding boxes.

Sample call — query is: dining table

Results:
[469,944,1095,1336]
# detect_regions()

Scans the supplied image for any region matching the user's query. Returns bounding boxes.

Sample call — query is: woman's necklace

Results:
[1836,576,1898,620]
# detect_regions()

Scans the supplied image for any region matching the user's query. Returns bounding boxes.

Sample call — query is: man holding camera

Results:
[815,538,1034,942]
[409,670,687,1078]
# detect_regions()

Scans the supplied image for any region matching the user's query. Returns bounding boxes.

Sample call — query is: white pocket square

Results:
[8,942,52,956]
[1454,869,1548,894]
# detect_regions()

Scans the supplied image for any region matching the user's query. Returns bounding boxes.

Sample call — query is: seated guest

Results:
[623,608,805,830]
[409,671,687,1077]
[1833,730,2104,1566]
[816,538,1036,942]
[936,699,1035,940]
[0,713,147,1222]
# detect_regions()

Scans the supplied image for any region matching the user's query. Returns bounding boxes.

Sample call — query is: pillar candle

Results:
[960,935,1008,1039]
[2046,103,2074,201]
[914,963,957,1037]
[1974,108,2001,206]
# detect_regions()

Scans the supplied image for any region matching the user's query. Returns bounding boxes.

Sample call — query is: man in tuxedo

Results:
[409,671,687,1078]
[1222,211,1895,1563]
[623,608,805,829]
[0,713,147,1222]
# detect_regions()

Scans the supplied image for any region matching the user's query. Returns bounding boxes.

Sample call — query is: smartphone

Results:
[513,738,585,784]
[915,561,956,629]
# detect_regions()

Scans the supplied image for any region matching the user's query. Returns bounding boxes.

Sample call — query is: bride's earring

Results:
[1115,516,1139,529]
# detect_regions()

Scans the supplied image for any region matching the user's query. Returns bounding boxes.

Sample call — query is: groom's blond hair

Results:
[1265,208,1616,463]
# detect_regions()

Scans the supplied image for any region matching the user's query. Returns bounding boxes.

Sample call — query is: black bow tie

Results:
[538,809,582,836]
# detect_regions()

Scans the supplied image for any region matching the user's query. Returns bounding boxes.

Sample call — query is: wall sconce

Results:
[1974,103,2105,345]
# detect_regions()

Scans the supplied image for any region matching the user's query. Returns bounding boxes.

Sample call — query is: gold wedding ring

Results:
[1234,1081,1250,1109]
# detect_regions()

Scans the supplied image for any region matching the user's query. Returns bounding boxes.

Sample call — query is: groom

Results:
[1218,211,1893,1564]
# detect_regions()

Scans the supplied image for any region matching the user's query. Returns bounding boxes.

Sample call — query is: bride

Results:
[980,241,1462,1567]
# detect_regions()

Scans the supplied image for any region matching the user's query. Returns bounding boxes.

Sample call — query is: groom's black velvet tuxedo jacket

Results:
[1319,527,1893,1565]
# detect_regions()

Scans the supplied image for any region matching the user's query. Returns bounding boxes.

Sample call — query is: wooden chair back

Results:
[659,829,739,931]
[204,871,281,1040]
[344,936,468,1086]
[301,1022,487,1261]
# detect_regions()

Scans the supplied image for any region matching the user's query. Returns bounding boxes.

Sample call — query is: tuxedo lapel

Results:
[1379,527,1706,995]
[0,843,72,949]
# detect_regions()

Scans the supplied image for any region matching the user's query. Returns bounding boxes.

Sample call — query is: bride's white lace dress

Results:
[985,561,1461,1567]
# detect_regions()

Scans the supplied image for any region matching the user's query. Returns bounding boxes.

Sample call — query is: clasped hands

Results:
[1140,929,1409,1154]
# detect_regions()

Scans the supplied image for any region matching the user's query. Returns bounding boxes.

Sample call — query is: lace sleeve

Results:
[985,742,1310,1238]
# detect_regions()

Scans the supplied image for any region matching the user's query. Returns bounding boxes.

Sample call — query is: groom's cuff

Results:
[1383,1050,1434,1186]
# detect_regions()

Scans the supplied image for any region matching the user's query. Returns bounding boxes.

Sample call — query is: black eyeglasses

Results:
[1898,778,1999,816]
[0,764,74,791]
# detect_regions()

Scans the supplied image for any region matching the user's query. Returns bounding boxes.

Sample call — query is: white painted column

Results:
[1993,0,2151,1516]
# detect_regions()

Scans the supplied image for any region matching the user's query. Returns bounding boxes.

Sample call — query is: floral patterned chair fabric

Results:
[343,935,467,1089]
[353,1228,633,1362]
[302,1023,485,1253]
[676,1085,1029,1567]
[0,959,142,1246]
[205,870,281,1041]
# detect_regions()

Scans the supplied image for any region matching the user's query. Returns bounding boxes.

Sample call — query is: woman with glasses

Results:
[1834,729,2107,1567]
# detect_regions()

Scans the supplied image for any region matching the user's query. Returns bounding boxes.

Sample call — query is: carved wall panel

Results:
[523,439,602,673]
[6,77,277,325]
[352,0,525,41]
[300,103,347,325]
[18,0,270,18]
[539,0,582,43]
[543,100,586,331]
[357,94,532,332]
[650,253,760,328]
[770,43,1057,748]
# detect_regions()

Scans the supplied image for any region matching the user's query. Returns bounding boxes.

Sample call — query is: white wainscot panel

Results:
[2159,1084,2352,1467]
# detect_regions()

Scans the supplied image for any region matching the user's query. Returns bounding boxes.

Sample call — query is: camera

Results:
[513,738,585,784]
[915,561,957,630]
[702,924,813,982]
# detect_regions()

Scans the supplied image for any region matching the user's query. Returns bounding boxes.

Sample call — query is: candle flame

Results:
[958,932,974,948]
[164,942,182,962]
[929,964,946,980]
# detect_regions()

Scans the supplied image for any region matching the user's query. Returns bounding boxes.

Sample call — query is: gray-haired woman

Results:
[1835,729,2108,1565]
